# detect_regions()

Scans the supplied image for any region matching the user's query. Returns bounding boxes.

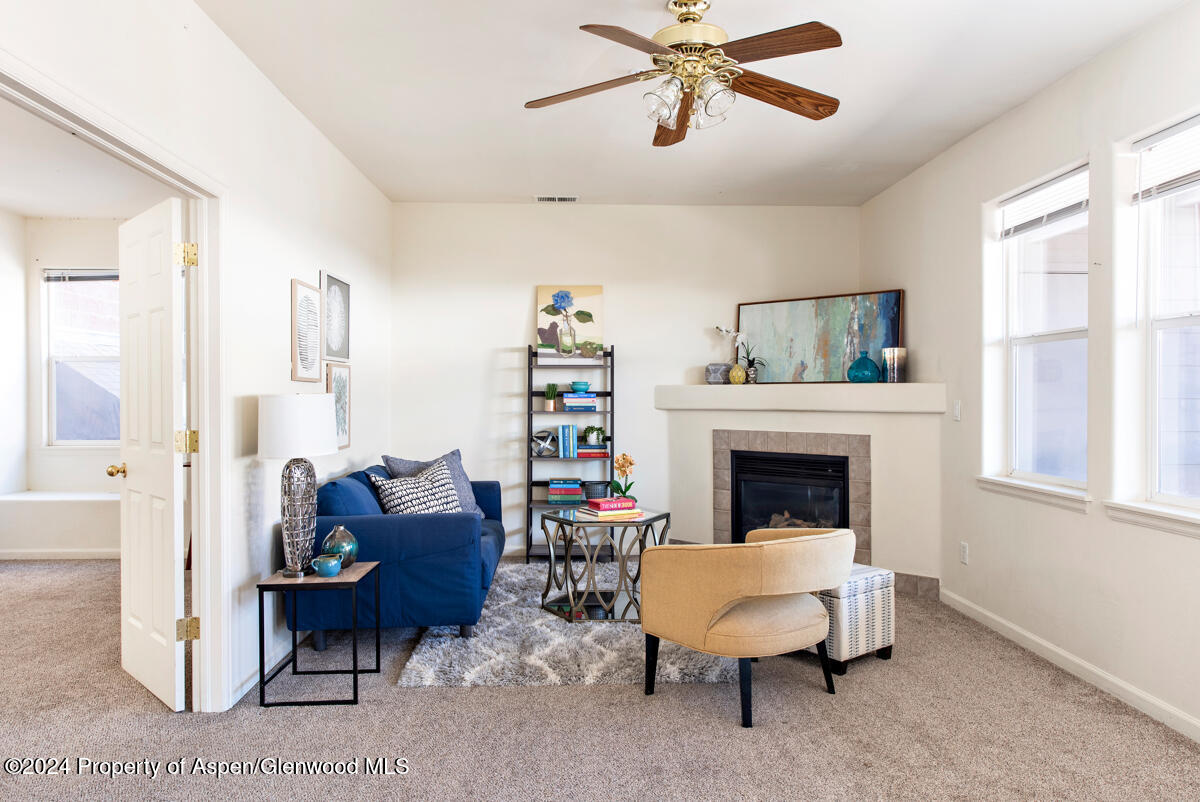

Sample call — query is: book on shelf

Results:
[562,392,596,398]
[547,498,584,505]
[588,497,636,511]
[548,477,581,486]
[548,488,581,495]
[557,424,577,458]
[575,508,644,521]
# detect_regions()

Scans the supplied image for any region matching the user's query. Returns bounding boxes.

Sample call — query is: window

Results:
[1137,118,1200,504]
[44,270,120,444]
[999,167,1089,485]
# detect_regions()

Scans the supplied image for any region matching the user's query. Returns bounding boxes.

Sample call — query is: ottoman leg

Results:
[876,646,893,660]
[830,659,848,676]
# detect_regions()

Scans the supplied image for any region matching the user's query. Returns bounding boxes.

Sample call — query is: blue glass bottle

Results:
[847,351,881,383]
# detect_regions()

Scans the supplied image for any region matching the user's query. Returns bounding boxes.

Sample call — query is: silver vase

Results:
[280,457,318,578]
[746,366,758,384]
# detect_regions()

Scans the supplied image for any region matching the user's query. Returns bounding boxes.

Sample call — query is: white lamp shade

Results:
[258,393,339,459]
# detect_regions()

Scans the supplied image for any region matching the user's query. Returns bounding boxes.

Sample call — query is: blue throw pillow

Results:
[383,449,483,518]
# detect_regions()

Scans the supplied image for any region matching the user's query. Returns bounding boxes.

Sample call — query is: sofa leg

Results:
[644,634,659,695]
[816,641,836,694]
[459,625,474,639]
[876,645,893,660]
[311,630,327,652]
[739,657,753,728]
[831,659,848,676]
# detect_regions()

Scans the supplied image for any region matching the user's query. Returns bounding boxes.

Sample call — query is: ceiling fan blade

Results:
[581,24,677,56]
[733,70,840,120]
[653,91,694,147]
[721,22,842,64]
[525,70,661,109]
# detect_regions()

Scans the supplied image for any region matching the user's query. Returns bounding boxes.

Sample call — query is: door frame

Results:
[0,63,233,712]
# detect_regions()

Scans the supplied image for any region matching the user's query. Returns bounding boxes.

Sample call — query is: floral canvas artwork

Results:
[535,285,603,361]
[326,363,351,449]
[737,290,904,383]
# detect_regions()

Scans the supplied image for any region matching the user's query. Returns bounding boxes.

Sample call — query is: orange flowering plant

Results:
[611,453,637,501]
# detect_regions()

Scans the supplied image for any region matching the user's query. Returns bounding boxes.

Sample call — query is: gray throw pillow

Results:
[383,449,483,518]
[369,461,463,516]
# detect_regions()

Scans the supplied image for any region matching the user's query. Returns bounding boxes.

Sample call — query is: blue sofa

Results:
[286,465,505,642]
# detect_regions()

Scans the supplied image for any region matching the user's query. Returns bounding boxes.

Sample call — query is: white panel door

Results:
[118,198,186,711]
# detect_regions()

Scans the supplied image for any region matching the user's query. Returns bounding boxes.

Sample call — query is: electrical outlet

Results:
[959,541,969,565]
[953,400,962,421]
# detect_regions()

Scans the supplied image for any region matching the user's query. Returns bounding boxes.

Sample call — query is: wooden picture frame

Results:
[321,270,350,362]
[736,289,905,383]
[326,362,351,449]
[290,278,323,382]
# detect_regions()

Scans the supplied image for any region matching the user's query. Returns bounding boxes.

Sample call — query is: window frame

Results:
[999,180,1090,490]
[41,268,120,448]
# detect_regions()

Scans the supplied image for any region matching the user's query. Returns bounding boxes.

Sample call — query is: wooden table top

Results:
[257,560,379,590]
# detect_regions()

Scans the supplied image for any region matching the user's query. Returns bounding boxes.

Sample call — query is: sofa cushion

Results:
[479,519,505,590]
[384,449,483,518]
[369,461,463,515]
[317,476,383,517]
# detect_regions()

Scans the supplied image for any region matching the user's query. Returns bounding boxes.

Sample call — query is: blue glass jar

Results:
[322,525,358,568]
[847,350,881,383]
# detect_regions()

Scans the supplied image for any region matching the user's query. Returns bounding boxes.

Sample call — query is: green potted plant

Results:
[739,342,767,384]
[544,383,558,412]
[583,425,606,446]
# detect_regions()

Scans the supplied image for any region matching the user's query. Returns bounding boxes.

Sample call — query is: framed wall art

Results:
[326,362,351,449]
[290,278,323,382]
[736,290,904,383]
[322,270,350,362]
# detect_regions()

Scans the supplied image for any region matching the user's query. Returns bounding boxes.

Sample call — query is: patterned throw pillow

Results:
[382,449,483,518]
[368,460,463,515]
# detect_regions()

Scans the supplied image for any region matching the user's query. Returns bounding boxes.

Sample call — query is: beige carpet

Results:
[1,559,1198,800]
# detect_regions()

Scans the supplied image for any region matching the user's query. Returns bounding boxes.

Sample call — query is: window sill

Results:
[1103,501,1200,540]
[975,475,1092,513]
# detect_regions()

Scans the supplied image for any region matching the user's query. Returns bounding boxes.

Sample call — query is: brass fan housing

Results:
[651,22,729,51]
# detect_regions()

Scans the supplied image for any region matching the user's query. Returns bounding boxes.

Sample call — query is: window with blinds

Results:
[43,269,120,444]
[1137,117,1200,502]
[998,168,1090,485]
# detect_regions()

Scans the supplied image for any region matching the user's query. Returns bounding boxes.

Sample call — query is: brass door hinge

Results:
[176,617,200,642]
[173,242,198,267]
[174,430,199,454]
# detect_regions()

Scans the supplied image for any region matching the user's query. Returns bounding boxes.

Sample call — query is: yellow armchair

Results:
[641,528,855,727]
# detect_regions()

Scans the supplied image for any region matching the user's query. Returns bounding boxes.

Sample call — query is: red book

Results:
[548,487,581,495]
[588,497,636,511]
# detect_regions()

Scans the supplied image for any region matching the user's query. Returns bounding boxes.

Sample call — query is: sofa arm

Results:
[470,481,502,522]
[313,512,482,563]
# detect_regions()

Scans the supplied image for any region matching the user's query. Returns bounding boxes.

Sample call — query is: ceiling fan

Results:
[524,0,842,147]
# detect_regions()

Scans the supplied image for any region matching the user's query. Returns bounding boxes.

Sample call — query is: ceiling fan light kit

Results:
[524,0,843,147]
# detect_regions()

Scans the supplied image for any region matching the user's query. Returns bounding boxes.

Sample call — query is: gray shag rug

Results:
[399,562,736,687]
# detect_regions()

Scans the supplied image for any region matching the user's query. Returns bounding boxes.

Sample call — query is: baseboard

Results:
[231,634,301,710]
[0,548,119,560]
[941,589,1200,743]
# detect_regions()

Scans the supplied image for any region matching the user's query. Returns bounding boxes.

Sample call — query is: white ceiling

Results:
[196,0,1185,205]
[0,97,174,219]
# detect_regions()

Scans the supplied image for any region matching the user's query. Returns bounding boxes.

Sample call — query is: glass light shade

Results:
[643,77,683,128]
[691,104,726,129]
[697,76,735,117]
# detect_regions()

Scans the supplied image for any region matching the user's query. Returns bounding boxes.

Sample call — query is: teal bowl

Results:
[311,554,342,578]
[571,381,590,393]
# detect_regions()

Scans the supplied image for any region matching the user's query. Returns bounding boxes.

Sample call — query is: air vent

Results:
[534,196,579,203]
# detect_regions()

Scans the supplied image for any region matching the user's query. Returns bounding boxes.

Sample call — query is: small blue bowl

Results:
[571,381,590,393]
[311,554,342,578]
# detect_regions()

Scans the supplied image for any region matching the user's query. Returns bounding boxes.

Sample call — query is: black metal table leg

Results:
[351,585,359,705]
[374,565,381,672]
[290,590,298,674]
[258,588,266,707]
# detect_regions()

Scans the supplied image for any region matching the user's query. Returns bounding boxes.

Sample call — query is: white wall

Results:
[24,218,122,492]
[860,0,1200,737]
[0,0,394,709]
[391,203,861,551]
[0,209,25,493]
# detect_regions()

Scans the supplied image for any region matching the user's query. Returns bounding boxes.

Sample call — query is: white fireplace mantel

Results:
[654,383,947,415]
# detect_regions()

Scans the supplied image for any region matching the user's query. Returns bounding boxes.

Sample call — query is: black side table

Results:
[257,560,380,707]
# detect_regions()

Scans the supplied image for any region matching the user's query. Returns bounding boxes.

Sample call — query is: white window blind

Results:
[1000,167,1090,239]
[1135,115,1200,202]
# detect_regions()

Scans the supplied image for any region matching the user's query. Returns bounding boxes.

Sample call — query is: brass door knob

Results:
[106,463,127,478]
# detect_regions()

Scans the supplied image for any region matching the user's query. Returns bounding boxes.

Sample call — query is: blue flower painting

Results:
[536,285,604,361]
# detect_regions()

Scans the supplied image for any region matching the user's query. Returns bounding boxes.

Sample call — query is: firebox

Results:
[729,451,849,543]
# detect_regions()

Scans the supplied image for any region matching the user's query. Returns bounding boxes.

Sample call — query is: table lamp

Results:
[259,393,338,577]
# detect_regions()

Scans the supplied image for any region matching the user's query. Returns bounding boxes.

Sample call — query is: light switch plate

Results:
[953,400,962,421]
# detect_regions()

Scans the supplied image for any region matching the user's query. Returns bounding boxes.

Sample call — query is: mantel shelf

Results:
[654,383,947,414]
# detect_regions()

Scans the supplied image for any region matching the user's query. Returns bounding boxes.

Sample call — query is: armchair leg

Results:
[459,625,474,639]
[816,641,836,695]
[739,658,753,728]
[644,634,659,695]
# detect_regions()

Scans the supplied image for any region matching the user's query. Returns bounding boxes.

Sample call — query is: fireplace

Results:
[729,450,849,544]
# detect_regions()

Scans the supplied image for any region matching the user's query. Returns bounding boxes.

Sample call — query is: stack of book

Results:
[562,392,597,412]
[575,496,644,521]
[577,443,609,459]
[546,477,583,505]
[556,424,577,458]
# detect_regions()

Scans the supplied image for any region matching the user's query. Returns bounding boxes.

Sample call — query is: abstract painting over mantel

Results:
[736,290,904,383]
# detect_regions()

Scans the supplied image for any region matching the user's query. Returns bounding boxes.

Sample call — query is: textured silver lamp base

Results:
[280,457,318,578]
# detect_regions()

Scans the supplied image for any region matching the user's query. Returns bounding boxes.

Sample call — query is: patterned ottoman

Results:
[807,563,895,675]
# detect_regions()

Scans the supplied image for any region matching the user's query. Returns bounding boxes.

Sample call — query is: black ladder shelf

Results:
[525,345,615,562]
